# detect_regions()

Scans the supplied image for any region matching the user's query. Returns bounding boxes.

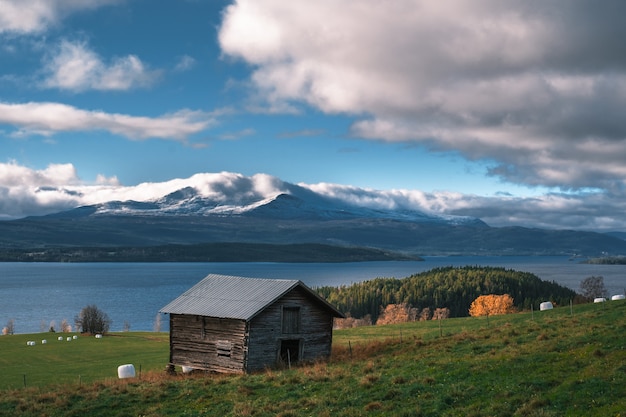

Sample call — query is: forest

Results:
[0,243,418,263]
[316,266,580,322]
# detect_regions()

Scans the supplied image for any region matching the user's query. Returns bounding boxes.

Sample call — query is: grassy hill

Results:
[1,301,625,416]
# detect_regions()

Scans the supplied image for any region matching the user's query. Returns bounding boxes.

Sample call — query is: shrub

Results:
[75,305,111,334]
[469,294,515,317]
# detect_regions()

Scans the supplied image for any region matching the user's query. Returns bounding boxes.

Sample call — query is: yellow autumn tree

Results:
[469,294,515,317]
[376,304,412,325]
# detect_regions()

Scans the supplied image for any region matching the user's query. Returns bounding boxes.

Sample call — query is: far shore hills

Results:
[0,242,422,263]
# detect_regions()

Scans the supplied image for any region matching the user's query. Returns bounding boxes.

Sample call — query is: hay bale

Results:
[95,334,103,339]
[539,301,553,311]
[41,339,47,344]
[58,336,64,341]
[594,297,607,303]
[611,294,625,300]
[117,364,136,379]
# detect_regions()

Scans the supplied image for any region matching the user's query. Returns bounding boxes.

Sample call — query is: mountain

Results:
[1,181,626,257]
[62,184,483,225]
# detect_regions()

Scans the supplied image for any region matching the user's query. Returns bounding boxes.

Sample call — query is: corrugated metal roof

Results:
[160,274,343,320]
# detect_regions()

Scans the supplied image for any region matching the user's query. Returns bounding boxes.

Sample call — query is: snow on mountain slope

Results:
[83,180,485,226]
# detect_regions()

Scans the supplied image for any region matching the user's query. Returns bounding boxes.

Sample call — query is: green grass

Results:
[0,332,169,390]
[2,302,626,416]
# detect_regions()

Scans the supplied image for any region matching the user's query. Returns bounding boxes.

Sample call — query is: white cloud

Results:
[174,55,196,72]
[2,164,626,232]
[42,39,159,92]
[219,0,626,191]
[0,165,290,219]
[0,0,121,35]
[0,101,214,140]
[218,128,255,141]
[0,161,79,186]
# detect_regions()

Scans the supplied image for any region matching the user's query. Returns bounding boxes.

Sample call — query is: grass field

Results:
[0,332,169,390]
[1,301,625,416]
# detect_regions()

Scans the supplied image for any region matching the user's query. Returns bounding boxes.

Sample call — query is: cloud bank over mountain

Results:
[219,0,626,191]
[0,161,623,232]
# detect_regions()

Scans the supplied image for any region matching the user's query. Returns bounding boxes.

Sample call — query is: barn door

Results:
[280,339,302,365]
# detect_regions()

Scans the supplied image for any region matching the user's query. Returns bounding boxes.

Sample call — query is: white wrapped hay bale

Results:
[594,297,607,303]
[73,335,78,340]
[67,337,72,341]
[117,364,136,379]
[611,294,625,300]
[539,301,553,311]
[95,334,103,339]
[58,336,64,341]
[27,341,35,346]
[41,339,47,344]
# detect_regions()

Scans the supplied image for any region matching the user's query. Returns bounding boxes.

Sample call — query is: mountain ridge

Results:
[1,181,625,257]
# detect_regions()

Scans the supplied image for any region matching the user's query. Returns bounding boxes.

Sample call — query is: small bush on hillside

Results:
[469,294,515,317]
[579,275,608,299]
[75,305,111,334]
[377,303,419,325]
[334,314,372,329]
[2,318,14,335]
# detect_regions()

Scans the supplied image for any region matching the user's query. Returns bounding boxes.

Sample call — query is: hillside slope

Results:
[1,301,624,416]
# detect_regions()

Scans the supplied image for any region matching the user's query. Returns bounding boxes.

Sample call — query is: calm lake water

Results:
[1,256,625,334]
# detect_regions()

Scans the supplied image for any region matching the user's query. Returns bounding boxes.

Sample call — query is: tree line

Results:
[0,243,417,263]
[316,266,580,322]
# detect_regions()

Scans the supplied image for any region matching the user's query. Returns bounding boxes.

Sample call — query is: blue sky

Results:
[2,1,626,232]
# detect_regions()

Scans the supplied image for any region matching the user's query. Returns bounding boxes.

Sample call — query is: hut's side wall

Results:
[246,286,335,372]
[169,314,247,374]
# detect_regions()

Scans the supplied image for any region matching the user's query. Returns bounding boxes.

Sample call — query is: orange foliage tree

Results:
[469,294,515,317]
[376,303,418,325]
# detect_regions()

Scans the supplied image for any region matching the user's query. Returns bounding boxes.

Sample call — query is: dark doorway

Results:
[280,339,301,364]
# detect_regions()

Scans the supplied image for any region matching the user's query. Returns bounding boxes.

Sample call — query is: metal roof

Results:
[160,274,344,320]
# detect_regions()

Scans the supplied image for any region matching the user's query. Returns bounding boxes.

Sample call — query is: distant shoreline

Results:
[0,242,422,263]
[581,256,626,265]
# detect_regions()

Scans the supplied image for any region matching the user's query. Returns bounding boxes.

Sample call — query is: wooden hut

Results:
[160,274,344,374]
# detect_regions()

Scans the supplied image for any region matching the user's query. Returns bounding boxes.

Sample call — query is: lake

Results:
[1,256,625,334]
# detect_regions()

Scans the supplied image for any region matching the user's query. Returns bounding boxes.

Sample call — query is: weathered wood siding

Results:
[246,286,335,372]
[169,314,247,374]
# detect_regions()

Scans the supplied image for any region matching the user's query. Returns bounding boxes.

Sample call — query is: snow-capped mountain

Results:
[84,183,485,226]
[5,173,625,256]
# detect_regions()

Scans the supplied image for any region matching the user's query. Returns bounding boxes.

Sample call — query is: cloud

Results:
[0,165,289,219]
[2,163,626,232]
[0,161,80,186]
[277,129,325,139]
[219,0,626,191]
[0,0,121,35]
[41,39,159,92]
[0,101,214,140]
[174,55,196,72]
[218,128,255,141]
[301,181,626,231]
